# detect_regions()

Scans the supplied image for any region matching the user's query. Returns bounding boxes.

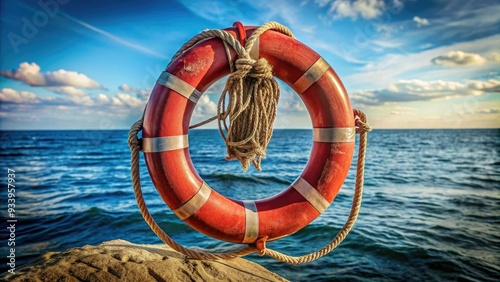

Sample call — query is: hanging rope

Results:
[169,22,295,171]
[128,106,371,263]
[217,22,293,171]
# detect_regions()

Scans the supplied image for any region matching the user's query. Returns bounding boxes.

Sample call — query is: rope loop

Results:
[128,119,143,151]
[354,109,372,134]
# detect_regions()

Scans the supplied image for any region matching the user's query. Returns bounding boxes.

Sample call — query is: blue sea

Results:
[1,129,499,281]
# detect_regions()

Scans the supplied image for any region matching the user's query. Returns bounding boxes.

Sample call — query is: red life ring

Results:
[142,24,355,244]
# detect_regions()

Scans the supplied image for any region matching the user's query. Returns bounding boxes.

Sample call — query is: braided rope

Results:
[244,21,294,54]
[168,29,246,66]
[215,23,293,171]
[170,21,294,67]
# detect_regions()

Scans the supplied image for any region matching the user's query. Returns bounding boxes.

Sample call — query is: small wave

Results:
[469,175,498,183]
[75,151,105,156]
[64,190,130,202]
[205,173,290,185]
[447,196,491,208]
[73,161,107,167]
[452,180,490,190]
[0,152,28,157]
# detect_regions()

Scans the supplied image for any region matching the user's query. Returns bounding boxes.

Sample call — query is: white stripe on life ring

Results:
[242,200,259,244]
[313,127,356,143]
[292,177,330,214]
[157,71,202,103]
[142,135,189,153]
[172,182,211,220]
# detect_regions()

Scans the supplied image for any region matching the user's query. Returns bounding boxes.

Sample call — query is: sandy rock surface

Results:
[2,239,288,282]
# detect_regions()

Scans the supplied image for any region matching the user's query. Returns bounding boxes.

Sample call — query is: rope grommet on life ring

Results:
[256,236,268,256]
[140,22,356,245]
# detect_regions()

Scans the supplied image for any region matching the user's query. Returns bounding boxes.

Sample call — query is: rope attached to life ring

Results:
[128,22,373,263]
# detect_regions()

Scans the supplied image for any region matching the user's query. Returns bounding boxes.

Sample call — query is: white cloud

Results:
[390,111,402,115]
[114,93,143,108]
[413,16,430,27]
[95,92,145,109]
[387,106,417,115]
[119,83,151,100]
[278,89,306,112]
[47,86,95,106]
[1,85,148,111]
[371,39,403,49]
[488,52,500,62]
[0,88,40,104]
[68,95,94,106]
[0,62,103,88]
[60,12,167,59]
[351,78,499,107]
[344,35,500,89]
[194,95,217,115]
[96,93,111,104]
[467,79,500,93]
[190,95,218,127]
[119,84,134,92]
[477,108,500,114]
[328,0,385,20]
[332,2,499,66]
[204,79,227,95]
[49,86,88,97]
[431,51,487,66]
[100,92,146,108]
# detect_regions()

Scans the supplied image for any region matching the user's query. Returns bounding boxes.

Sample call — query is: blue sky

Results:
[1,0,499,130]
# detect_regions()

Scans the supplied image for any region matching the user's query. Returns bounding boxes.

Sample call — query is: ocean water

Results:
[0,129,499,281]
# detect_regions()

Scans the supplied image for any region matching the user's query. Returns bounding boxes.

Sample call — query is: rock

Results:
[2,239,287,282]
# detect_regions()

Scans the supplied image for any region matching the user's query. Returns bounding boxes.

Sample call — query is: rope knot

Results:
[234,58,254,72]
[356,120,373,134]
[354,109,372,134]
[178,22,294,172]
[234,58,274,80]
